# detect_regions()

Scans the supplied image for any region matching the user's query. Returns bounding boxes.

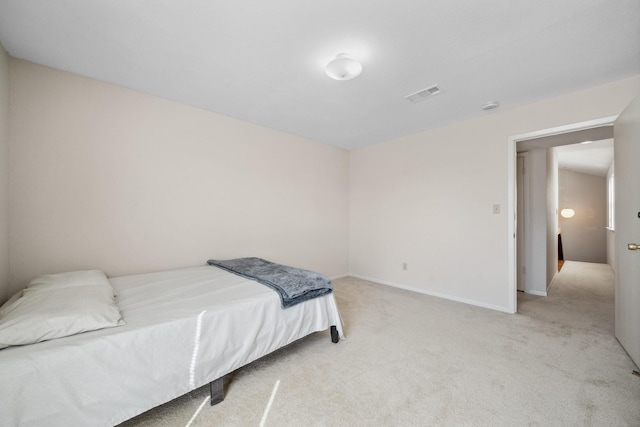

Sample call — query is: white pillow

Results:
[27,269,114,291]
[0,270,125,349]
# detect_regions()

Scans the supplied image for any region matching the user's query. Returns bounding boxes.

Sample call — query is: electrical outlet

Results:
[493,204,501,214]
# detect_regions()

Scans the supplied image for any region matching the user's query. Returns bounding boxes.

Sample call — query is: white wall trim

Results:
[329,274,349,281]
[547,269,559,293]
[511,116,618,142]
[507,115,618,314]
[525,290,548,297]
[349,274,513,314]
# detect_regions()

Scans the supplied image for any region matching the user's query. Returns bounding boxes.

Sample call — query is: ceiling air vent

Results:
[404,84,442,103]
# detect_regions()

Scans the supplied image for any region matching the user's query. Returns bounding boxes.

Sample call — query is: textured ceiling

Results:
[0,0,638,149]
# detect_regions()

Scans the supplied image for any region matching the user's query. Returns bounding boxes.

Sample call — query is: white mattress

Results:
[0,266,344,427]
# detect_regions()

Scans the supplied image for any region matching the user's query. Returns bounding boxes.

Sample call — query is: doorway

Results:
[507,116,617,313]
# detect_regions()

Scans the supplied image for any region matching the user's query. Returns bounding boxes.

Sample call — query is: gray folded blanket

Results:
[207,257,333,308]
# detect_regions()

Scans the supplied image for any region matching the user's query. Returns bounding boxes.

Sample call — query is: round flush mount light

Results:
[482,101,500,111]
[560,208,575,219]
[325,53,363,81]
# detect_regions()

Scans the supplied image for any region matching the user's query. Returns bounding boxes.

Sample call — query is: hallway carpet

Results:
[121,261,640,426]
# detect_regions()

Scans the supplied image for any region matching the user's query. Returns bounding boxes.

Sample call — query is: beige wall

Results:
[350,75,639,312]
[546,148,558,289]
[525,146,558,296]
[5,55,639,312]
[523,148,549,295]
[559,169,607,263]
[8,59,349,290]
[0,43,9,302]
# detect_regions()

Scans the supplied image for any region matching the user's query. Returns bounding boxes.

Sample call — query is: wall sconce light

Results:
[325,53,363,81]
[560,208,575,219]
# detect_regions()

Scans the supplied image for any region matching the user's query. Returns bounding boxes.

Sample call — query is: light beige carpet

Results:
[120,261,640,426]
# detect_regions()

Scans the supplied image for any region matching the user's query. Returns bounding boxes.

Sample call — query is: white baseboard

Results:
[545,269,560,294]
[329,273,349,281]
[348,274,514,314]
[525,289,547,296]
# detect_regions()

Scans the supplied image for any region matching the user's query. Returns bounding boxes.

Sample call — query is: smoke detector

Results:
[482,101,500,111]
[404,84,442,103]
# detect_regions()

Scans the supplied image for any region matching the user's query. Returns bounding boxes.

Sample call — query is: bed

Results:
[0,263,344,427]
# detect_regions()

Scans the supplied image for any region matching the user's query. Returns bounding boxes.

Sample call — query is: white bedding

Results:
[0,266,344,427]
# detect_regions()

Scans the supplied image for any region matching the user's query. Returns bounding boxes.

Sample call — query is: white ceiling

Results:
[556,139,614,177]
[0,1,638,150]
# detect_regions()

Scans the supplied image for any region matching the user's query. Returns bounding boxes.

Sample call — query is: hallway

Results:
[516,260,639,423]
[518,261,615,337]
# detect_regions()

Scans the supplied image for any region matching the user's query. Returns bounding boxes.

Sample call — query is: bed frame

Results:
[208,325,339,405]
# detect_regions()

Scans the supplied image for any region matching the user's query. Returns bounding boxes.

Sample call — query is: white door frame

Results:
[507,115,618,313]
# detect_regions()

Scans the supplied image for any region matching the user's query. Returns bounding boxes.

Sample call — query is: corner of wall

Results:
[0,40,10,304]
[546,147,558,288]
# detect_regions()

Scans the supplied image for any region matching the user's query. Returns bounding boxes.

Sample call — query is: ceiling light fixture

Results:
[560,208,575,219]
[325,53,362,81]
[482,101,500,111]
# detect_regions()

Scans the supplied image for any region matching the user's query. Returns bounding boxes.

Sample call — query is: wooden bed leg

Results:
[209,377,224,406]
[330,325,339,343]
